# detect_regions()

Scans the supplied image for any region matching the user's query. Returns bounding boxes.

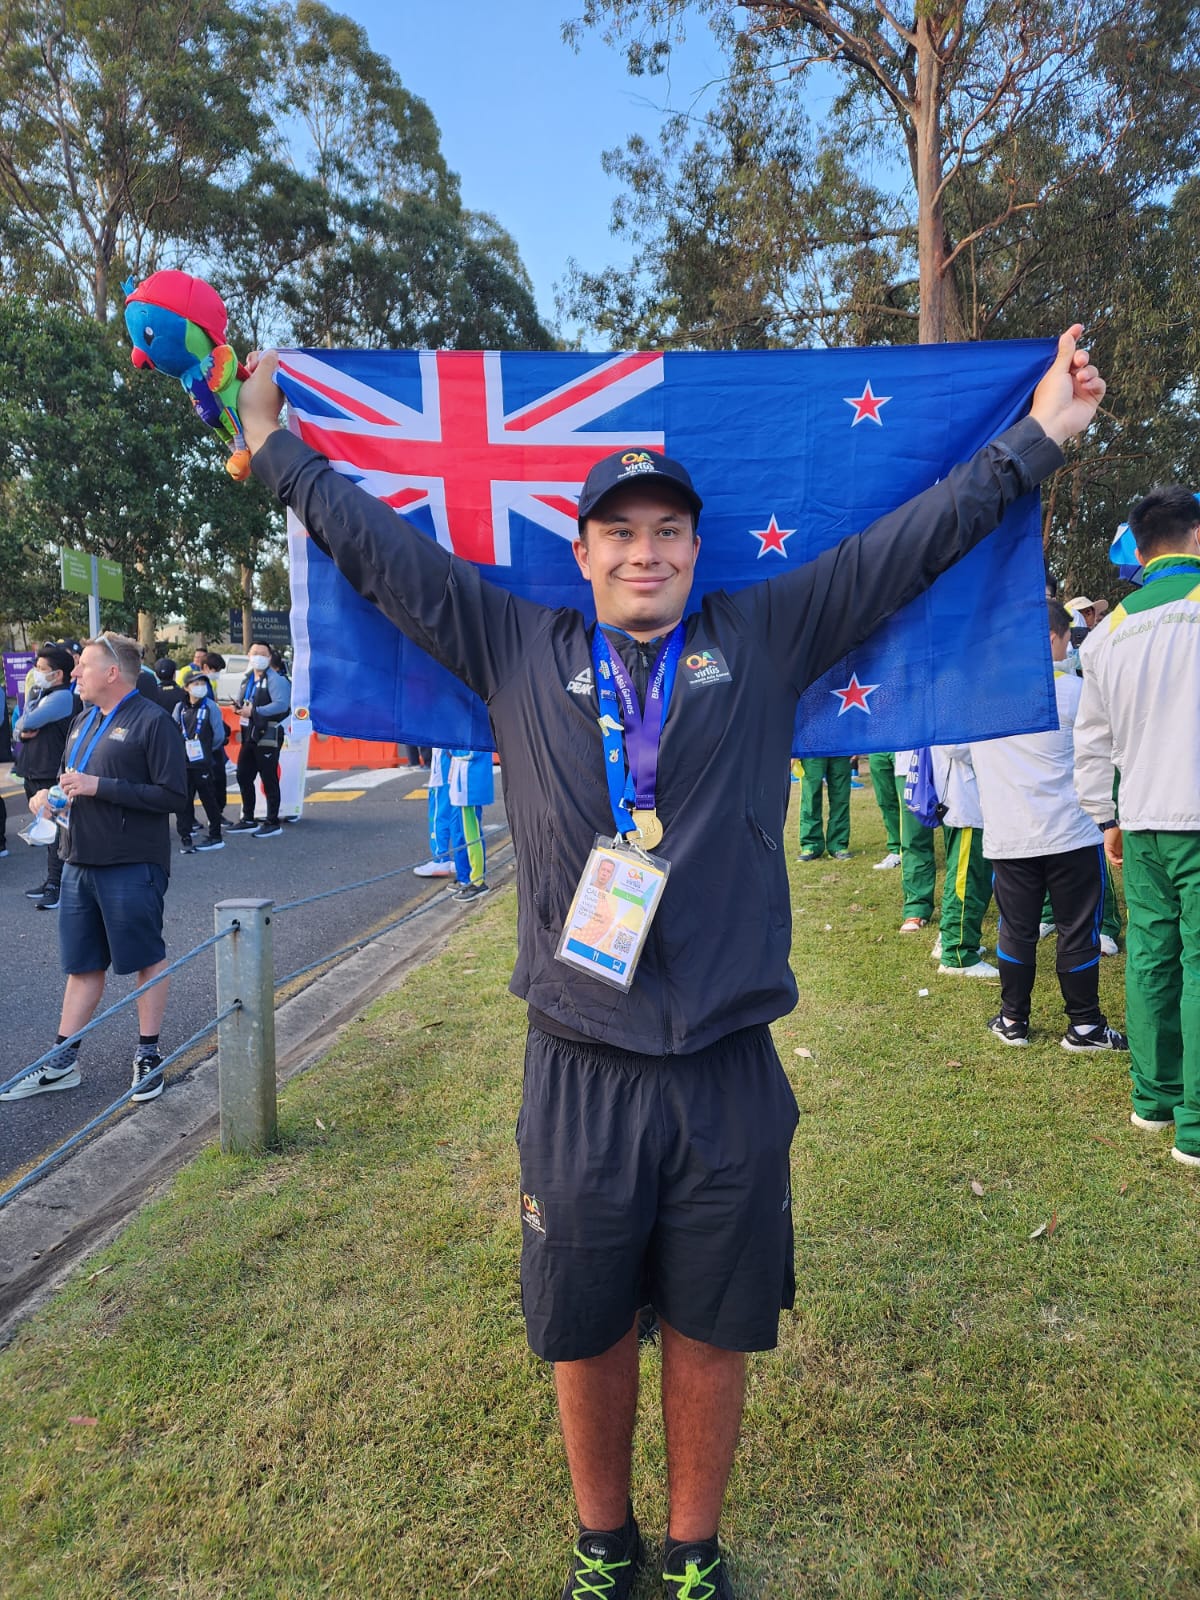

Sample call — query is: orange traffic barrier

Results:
[220,707,405,770]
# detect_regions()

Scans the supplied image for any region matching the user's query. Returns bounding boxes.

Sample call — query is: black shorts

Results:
[58,862,168,976]
[517,1023,799,1362]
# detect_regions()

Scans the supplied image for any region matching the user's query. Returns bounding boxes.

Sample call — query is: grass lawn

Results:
[2,785,1198,1599]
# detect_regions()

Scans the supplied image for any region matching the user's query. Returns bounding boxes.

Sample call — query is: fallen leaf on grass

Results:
[463,968,478,975]
[1030,1211,1059,1240]
[875,935,885,943]
[946,1060,962,1069]
[1118,1182,1129,1195]
[1047,1211,1059,1235]
[970,1180,984,1196]
[1091,1135,1119,1150]
[67,1417,97,1427]
[315,1117,326,1131]
[1029,1222,1047,1239]
[849,903,862,912]
[85,1266,112,1283]
[423,1020,444,1030]
[823,923,833,931]
[794,1047,813,1059]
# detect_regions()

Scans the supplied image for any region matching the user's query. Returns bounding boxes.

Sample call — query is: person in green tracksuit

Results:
[1074,485,1200,1168]
[868,751,902,868]
[797,756,852,860]
[894,749,939,927]
[930,747,994,974]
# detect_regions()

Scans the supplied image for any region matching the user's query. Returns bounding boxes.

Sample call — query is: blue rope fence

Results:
[0,1003,242,1211]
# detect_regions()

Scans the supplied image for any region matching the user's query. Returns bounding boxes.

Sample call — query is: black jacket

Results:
[59,691,189,873]
[254,418,1062,1055]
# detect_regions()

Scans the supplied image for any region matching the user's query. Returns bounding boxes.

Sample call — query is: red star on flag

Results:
[843,381,891,427]
[749,514,796,558]
[830,672,880,715]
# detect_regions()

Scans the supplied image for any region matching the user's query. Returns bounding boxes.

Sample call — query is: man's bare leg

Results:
[134,962,169,1037]
[660,1318,745,1542]
[58,971,107,1037]
[554,1318,640,1530]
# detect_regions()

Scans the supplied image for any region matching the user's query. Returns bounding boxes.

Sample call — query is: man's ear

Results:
[572,535,591,580]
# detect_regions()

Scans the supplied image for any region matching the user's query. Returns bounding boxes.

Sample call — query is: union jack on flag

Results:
[276,340,1060,755]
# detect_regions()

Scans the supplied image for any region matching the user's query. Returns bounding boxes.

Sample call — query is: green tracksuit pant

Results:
[938,825,992,966]
[869,752,901,855]
[896,775,938,920]
[1123,830,1200,1155]
[799,758,852,857]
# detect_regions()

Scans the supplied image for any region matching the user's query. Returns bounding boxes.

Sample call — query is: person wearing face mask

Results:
[228,642,291,839]
[199,653,230,816]
[12,645,79,910]
[173,670,227,852]
[1075,486,1200,1169]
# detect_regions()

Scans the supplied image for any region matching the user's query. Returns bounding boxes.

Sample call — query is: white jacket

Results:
[1074,559,1200,832]
[930,746,983,828]
[968,672,1103,859]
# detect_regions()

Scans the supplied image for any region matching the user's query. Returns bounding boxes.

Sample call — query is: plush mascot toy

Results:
[124,271,252,480]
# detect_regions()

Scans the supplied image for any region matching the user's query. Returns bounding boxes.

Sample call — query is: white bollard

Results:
[214,899,277,1154]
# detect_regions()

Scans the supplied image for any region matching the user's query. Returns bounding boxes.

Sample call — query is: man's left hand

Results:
[1104,826,1123,869]
[1030,325,1106,447]
[60,771,99,799]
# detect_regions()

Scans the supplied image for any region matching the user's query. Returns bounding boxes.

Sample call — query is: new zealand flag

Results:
[278,340,1058,755]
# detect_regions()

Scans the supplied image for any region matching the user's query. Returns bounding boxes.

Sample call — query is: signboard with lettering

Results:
[229,608,291,648]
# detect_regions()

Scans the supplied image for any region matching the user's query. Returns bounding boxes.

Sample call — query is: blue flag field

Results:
[278,339,1058,756]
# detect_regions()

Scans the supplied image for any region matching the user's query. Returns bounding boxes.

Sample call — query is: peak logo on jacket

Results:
[681,649,732,686]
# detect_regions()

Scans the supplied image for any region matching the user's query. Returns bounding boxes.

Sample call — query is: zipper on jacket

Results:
[756,822,778,852]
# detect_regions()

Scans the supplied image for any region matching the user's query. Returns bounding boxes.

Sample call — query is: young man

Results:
[173,669,227,852]
[1075,486,1200,1166]
[229,642,290,838]
[12,644,77,909]
[3,633,187,1103]
[970,602,1126,1050]
[236,329,1103,1600]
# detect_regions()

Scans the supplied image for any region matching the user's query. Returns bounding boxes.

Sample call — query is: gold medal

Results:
[629,808,664,850]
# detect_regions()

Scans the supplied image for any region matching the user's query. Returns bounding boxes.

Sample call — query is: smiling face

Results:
[572,484,700,641]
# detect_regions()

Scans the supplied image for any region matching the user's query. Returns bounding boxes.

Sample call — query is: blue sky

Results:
[330,1,728,337]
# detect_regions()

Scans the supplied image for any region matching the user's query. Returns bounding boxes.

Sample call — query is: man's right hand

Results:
[1104,826,1123,869]
[1029,325,1106,447]
[28,789,49,816]
[239,349,285,456]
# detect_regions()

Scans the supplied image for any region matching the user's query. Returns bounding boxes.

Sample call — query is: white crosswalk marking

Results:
[322,769,409,791]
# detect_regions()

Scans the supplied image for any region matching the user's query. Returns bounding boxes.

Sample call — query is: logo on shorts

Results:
[522,1192,546,1236]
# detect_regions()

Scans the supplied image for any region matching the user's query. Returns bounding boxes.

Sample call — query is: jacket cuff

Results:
[993,415,1065,492]
[251,427,319,497]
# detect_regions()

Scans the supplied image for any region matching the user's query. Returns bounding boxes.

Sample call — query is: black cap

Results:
[154,657,177,681]
[577,448,703,527]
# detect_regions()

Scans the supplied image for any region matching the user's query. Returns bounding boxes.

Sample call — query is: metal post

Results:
[214,899,277,1153]
[88,554,100,638]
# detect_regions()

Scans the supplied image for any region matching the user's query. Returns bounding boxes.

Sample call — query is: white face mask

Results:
[250,655,270,673]
[188,683,207,700]
[32,669,53,689]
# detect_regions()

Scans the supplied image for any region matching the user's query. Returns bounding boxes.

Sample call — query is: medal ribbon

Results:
[591,623,684,837]
[67,690,138,774]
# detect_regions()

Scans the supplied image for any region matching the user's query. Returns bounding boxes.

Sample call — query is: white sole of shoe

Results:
[1131,1113,1174,1132]
[0,1066,82,1100]
[938,964,999,978]
[1170,1146,1200,1168]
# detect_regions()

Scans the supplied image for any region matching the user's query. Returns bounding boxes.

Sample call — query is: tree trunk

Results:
[138,611,156,654]
[240,561,254,653]
[913,18,945,345]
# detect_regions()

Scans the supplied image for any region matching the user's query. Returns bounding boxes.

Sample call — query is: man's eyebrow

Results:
[593,508,689,525]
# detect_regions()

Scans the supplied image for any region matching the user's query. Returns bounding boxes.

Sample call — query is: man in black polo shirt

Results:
[3,633,187,1105]
[234,329,1104,1600]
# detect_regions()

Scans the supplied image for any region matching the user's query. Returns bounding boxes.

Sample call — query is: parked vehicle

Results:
[215,654,250,703]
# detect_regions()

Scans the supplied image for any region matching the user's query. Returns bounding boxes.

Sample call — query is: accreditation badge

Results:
[554,837,671,993]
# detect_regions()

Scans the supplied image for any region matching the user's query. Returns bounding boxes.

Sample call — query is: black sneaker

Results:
[130,1050,164,1102]
[453,881,489,902]
[561,1516,644,1600]
[195,835,225,851]
[663,1536,735,1599]
[988,1013,1029,1046]
[36,885,60,911]
[253,821,282,839]
[1062,1022,1128,1053]
[0,1044,81,1101]
[228,818,259,834]
[24,881,50,901]
[180,837,197,855]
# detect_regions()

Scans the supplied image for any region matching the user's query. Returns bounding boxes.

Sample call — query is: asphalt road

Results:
[0,761,508,1188]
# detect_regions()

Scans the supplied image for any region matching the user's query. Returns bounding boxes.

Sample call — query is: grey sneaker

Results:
[130,1050,164,1102]
[453,881,489,902]
[0,1045,81,1101]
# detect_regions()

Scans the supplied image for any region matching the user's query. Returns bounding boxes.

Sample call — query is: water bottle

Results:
[48,783,70,827]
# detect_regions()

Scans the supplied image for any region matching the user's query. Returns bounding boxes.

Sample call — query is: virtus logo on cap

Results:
[618,449,658,479]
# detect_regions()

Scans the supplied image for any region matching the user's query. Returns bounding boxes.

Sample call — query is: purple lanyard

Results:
[592,624,684,832]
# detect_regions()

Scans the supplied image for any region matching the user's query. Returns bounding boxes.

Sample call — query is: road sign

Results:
[60,547,92,595]
[97,558,124,601]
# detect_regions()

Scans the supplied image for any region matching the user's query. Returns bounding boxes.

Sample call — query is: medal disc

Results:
[630,808,664,850]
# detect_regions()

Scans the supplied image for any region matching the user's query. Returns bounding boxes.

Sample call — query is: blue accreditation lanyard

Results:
[1142,559,1200,586]
[591,623,684,839]
[67,691,138,773]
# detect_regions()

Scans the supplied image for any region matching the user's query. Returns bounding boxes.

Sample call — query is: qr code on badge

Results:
[612,929,634,956]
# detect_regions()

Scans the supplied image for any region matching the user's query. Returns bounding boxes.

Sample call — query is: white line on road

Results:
[322,769,410,791]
